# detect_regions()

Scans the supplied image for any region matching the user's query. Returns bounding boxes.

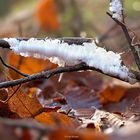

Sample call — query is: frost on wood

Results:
[5,38,132,82]
[109,0,123,21]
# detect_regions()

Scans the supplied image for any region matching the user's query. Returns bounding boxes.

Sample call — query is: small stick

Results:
[0,56,29,77]
[0,63,138,89]
[131,36,140,47]
[107,12,140,71]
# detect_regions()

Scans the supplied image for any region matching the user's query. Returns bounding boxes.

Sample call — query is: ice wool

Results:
[109,0,123,21]
[5,38,131,81]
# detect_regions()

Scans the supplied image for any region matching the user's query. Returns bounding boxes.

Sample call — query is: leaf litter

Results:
[0,55,139,140]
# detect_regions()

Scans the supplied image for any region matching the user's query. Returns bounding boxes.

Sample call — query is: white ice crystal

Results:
[5,38,131,81]
[109,0,123,21]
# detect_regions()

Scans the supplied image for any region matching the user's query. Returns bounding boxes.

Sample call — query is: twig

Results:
[131,36,140,47]
[0,63,139,89]
[0,37,93,48]
[107,12,140,71]
[0,38,139,88]
[0,56,29,77]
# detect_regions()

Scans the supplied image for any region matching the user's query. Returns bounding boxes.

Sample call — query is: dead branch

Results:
[107,12,140,71]
[0,38,139,88]
[0,37,93,48]
[0,62,139,89]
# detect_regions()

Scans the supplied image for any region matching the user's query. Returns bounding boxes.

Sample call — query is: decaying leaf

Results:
[0,89,8,101]
[8,88,42,118]
[91,109,126,129]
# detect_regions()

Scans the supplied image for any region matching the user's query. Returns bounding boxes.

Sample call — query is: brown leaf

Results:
[35,112,79,128]
[0,101,19,118]
[99,84,127,104]
[102,81,140,113]
[64,85,102,109]
[0,89,8,102]
[0,89,19,118]
[8,88,42,118]
[8,52,57,79]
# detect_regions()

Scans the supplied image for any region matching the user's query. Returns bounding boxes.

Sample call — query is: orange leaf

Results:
[99,84,127,104]
[8,88,42,118]
[35,112,79,127]
[36,0,60,31]
[8,52,57,79]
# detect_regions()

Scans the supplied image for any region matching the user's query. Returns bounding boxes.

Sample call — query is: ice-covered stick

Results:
[0,38,138,87]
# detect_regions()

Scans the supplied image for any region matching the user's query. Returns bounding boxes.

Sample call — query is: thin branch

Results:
[131,36,140,47]
[0,56,29,77]
[107,12,140,71]
[0,38,93,49]
[0,63,139,89]
[0,38,139,88]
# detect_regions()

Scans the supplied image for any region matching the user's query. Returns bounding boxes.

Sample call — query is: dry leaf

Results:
[8,88,42,118]
[64,85,102,109]
[8,52,57,79]
[91,109,125,129]
[35,112,79,128]
[99,84,127,104]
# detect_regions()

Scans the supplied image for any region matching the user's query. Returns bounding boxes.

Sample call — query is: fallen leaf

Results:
[8,88,42,118]
[64,85,102,109]
[0,101,19,118]
[91,109,125,129]
[8,52,57,79]
[0,89,8,102]
[99,84,127,104]
[35,112,79,128]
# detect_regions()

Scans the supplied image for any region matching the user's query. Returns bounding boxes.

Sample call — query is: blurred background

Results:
[0,0,139,68]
